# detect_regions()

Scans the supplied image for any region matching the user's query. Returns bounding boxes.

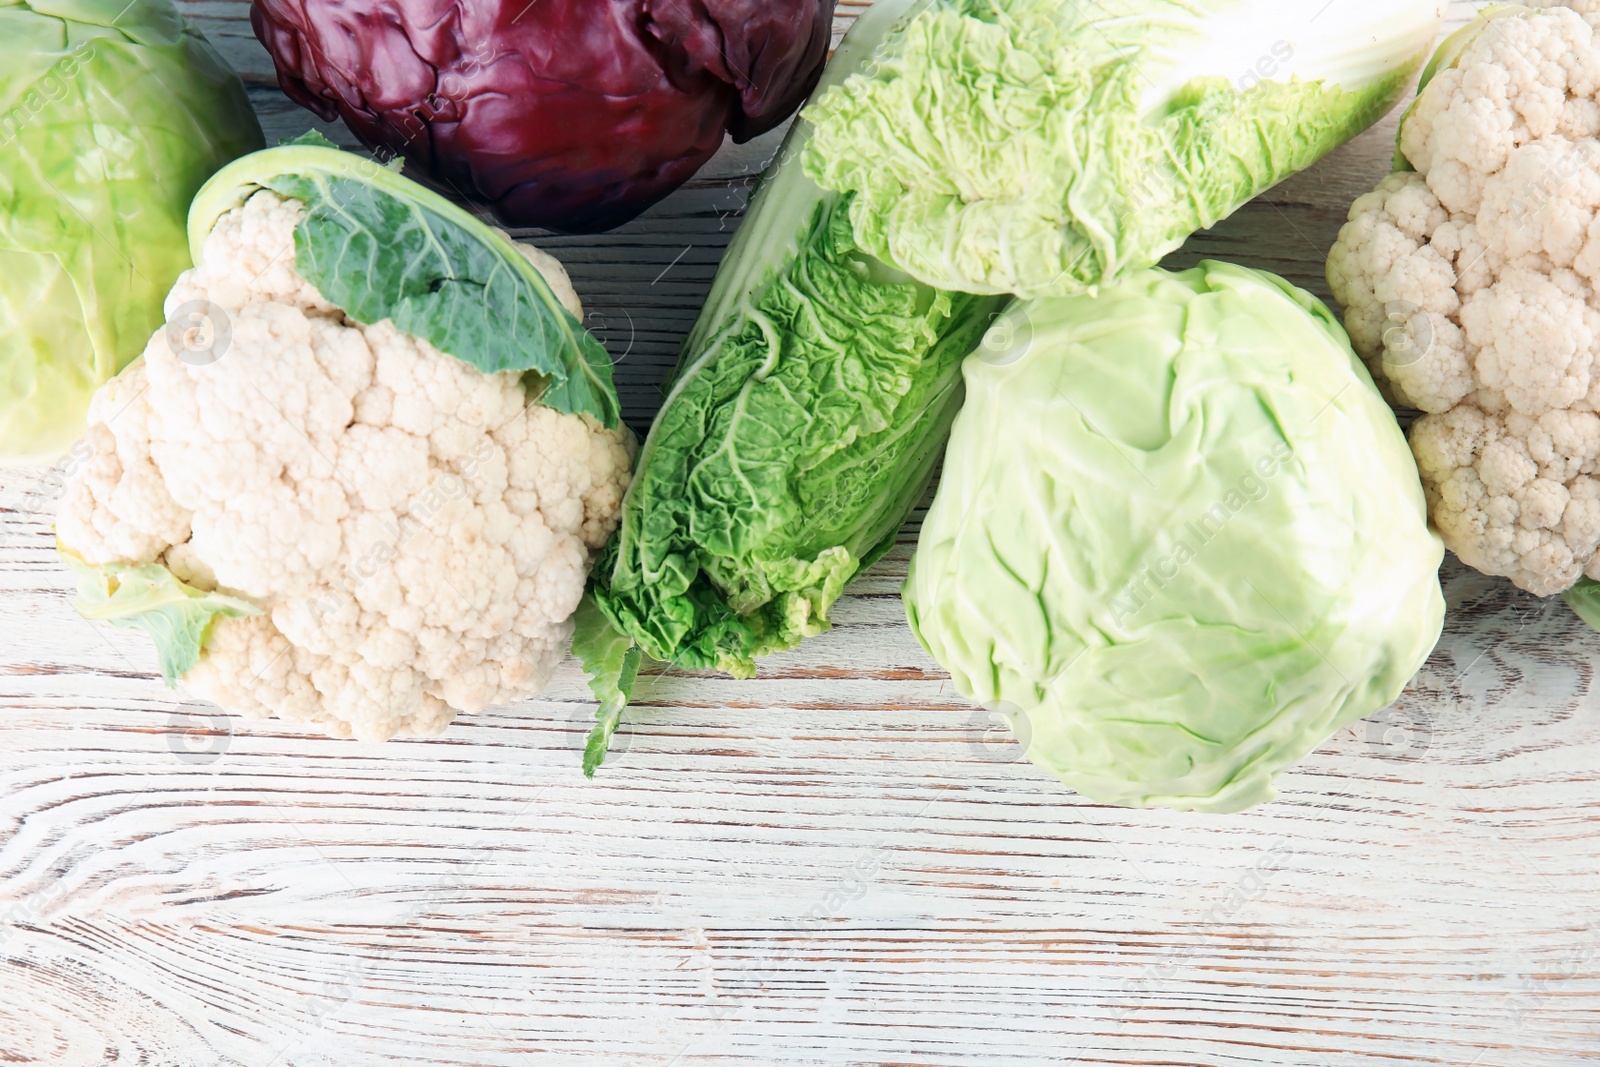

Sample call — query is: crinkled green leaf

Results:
[190,143,620,428]
[589,187,1000,671]
[571,595,643,777]
[591,0,1006,678]
[0,0,262,464]
[60,548,262,685]
[803,0,1439,298]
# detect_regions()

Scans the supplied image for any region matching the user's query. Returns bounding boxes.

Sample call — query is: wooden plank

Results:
[5,2,1600,1065]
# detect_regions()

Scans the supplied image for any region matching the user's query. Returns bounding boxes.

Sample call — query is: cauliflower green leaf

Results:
[189,143,621,428]
[59,549,261,686]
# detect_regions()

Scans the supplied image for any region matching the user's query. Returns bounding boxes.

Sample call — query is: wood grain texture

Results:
[6,2,1600,1065]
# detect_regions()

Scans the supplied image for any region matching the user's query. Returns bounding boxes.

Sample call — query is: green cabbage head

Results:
[0,0,263,465]
[905,261,1446,813]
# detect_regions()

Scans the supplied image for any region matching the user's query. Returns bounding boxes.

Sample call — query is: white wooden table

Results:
[5,3,1599,1064]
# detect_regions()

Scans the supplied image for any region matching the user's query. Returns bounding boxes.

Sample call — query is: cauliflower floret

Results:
[58,364,193,564]
[1461,268,1599,416]
[58,190,634,741]
[1329,1,1600,596]
[1326,172,1473,413]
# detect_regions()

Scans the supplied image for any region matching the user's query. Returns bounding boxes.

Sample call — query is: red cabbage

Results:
[251,0,836,232]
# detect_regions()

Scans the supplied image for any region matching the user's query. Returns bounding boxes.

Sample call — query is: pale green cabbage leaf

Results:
[0,0,263,464]
[803,0,1444,299]
[905,262,1446,812]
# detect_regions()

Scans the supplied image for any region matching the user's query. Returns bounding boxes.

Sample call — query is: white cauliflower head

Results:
[58,189,634,740]
[1327,0,1600,595]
